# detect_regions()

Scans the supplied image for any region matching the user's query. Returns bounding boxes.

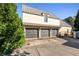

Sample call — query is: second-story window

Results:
[44,15,48,22]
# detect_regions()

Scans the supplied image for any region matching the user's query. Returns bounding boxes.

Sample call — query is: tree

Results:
[74,10,79,31]
[0,4,25,55]
[64,16,75,30]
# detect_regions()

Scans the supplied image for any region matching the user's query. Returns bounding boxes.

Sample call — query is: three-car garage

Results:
[26,28,58,38]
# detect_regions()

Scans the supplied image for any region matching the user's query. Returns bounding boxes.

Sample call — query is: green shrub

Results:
[74,10,79,31]
[0,4,25,55]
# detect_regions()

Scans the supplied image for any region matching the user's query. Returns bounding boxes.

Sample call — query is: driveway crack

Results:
[36,47,40,56]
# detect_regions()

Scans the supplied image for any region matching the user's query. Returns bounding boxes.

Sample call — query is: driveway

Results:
[11,37,79,56]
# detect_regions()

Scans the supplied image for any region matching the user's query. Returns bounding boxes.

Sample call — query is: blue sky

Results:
[16,3,79,20]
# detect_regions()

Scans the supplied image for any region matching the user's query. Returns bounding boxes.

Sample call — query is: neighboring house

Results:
[22,5,72,39]
[59,20,72,36]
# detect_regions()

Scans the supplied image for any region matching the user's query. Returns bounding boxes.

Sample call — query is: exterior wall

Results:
[76,31,79,38]
[73,31,79,39]
[23,13,60,27]
[23,12,72,38]
[24,27,26,38]
[58,27,72,36]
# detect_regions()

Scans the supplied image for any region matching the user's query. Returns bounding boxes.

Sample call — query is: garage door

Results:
[52,30,57,36]
[26,28,38,38]
[41,29,50,37]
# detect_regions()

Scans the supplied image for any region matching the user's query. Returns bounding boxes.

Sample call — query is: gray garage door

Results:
[52,30,57,36]
[26,28,38,38]
[41,29,50,37]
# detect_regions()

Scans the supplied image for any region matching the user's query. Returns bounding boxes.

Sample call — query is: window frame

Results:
[44,15,48,22]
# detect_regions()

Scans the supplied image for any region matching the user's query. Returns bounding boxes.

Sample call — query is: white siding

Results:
[23,13,60,27]
[48,18,60,26]
[58,27,72,36]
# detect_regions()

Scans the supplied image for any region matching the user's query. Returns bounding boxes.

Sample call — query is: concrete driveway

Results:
[11,37,79,56]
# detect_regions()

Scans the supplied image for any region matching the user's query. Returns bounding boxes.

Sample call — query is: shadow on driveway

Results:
[62,37,79,49]
[63,41,79,49]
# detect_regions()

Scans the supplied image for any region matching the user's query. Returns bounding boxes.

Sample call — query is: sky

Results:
[16,3,79,20]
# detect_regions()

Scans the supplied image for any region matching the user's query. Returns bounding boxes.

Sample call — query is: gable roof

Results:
[22,5,59,19]
[60,20,71,27]
[22,5,71,27]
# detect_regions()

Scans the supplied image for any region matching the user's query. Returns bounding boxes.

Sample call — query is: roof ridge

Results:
[22,4,59,19]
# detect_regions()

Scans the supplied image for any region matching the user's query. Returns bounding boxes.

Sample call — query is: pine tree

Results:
[74,10,79,31]
[64,16,75,30]
[0,4,25,55]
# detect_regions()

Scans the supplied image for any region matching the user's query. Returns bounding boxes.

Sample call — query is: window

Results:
[44,15,48,22]
[41,13,43,16]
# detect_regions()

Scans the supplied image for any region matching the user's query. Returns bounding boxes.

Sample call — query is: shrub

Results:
[0,4,25,55]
